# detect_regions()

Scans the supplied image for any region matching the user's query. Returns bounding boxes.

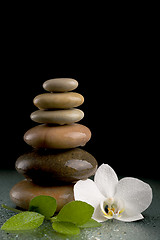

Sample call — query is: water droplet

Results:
[113,228,119,232]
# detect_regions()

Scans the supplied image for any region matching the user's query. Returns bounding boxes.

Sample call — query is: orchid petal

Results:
[92,204,108,222]
[115,177,152,215]
[118,213,144,222]
[94,164,118,198]
[74,179,105,209]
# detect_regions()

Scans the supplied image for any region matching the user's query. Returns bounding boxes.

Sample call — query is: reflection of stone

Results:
[10,179,74,212]
[15,148,97,184]
[11,78,97,211]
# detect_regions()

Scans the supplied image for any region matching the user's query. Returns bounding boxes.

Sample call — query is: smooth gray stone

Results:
[43,78,78,92]
[30,109,84,124]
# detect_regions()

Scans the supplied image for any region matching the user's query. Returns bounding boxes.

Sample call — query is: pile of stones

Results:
[10,78,97,212]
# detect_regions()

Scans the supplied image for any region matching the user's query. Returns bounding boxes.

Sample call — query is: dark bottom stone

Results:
[15,148,98,185]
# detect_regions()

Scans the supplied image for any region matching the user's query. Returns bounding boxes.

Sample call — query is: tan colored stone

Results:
[24,123,91,149]
[43,78,78,92]
[33,93,84,110]
[10,179,74,212]
[30,109,84,125]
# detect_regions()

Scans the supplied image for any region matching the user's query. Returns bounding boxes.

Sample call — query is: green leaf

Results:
[1,204,23,213]
[52,221,80,235]
[78,218,102,228]
[29,195,57,219]
[1,212,44,231]
[56,201,94,225]
[50,216,58,222]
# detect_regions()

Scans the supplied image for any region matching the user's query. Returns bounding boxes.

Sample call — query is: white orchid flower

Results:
[74,164,152,222]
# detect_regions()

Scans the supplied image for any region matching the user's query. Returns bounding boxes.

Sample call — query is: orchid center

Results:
[100,198,124,219]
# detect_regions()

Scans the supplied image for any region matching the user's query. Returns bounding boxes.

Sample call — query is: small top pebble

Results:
[43,78,78,92]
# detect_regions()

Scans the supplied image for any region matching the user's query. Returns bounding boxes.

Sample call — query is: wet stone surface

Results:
[16,148,97,184]
[24,123,91,149]
[10,179,74,212]
[0,170,160,240]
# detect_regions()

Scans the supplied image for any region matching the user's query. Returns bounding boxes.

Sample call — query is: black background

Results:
[0,9,159,180]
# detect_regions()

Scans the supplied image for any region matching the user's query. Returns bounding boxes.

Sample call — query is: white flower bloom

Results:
[74,164,152,222]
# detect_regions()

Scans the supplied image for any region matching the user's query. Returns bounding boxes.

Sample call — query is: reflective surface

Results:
[24,124,91,149]
[16,148,97,184]
[10,179,74,211]
[0,170,160,240]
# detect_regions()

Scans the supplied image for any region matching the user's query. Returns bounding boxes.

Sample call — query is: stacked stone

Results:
[10,78,97,212]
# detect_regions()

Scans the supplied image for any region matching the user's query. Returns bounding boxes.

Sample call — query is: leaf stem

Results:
[2,204,23,213]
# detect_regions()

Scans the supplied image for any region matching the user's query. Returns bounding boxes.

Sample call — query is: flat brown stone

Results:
[24,123,91,149]
[10,179,74,212]
[33,92,84,109]
[15,148,97,184]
